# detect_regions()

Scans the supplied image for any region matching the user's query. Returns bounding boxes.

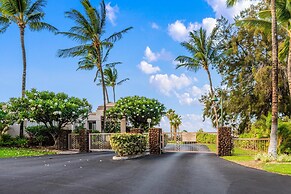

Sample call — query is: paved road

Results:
[164,143,210,152]
[0,152,290,194]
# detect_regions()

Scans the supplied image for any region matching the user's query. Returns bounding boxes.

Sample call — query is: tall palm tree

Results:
[175,27,219,129]
[58,0,132,132]
[102,67,129,103]
[0,0,57,137]
[227,0,279,157]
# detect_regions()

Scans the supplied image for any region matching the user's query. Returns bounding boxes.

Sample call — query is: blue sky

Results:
[0,0,257,132]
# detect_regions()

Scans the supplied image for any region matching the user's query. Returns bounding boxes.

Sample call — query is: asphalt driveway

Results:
[0,152,290,194]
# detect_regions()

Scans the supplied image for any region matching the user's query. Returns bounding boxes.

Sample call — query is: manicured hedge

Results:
[110,134,146,156]
[196,132,216,144]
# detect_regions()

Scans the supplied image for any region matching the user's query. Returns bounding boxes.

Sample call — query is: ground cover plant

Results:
[0,147,55,158]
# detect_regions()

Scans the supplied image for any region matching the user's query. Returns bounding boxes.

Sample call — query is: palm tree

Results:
[58,0,132,132]
[227,0,279,157]
[166,109,175,139]
[175,27,219,129]
[102,67,129,103]
[0,0,57,137]
[170,114,182,142]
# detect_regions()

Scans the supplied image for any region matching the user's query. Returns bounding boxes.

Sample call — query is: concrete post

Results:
[120,116,126,133]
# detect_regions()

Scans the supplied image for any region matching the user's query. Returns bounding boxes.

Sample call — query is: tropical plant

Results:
[166,109,176,138]
[7,89,91,147]
[100,67,129,103]
[106,96,166,130]
[0,103,15,140]
[175,27,219,128]
[58,0,132,132]
[110,133,146,156]
[0,0,57,137]
[170,113,182,141]
[227,0,279,158]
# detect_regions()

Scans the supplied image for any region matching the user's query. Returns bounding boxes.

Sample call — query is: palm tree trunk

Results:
[205,67,219,129]
[113,86,116,103]
[99,66,107,132]
[20,27,27,138]
[105,87,110,103]
[287,34,291,98]
[268,0,279,158]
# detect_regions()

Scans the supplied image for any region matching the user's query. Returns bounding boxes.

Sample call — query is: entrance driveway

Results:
[0,152,290,194]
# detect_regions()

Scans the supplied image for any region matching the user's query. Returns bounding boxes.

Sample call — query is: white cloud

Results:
[206,0,259,21]
[151,22,159,29]
[191,84,210,97]
[160,114,215,132]
[175,92,197,105]
[138,60,160,74]
[168,20,200,42]
[106,2,119,26]
[202,18,217,34]
[149,73,192,95]
[144,46,173,62]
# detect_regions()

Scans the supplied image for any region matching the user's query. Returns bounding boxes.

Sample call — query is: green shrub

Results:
[0,134,28,147]
[110,134,146,156]
[25,125,54,146]
[196,133,216,144]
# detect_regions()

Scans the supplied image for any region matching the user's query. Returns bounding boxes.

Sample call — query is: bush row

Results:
[110,134,146,156]
[196,132,216,144]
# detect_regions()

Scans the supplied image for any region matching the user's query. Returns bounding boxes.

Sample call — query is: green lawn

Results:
[263,164,291,175]
[0,147,55,158]
[204,144,291,176]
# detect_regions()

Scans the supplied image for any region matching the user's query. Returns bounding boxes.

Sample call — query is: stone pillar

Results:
[57,130,71,150]
[149,128,162,154]
[79,129,89,153]
[217,127,232,156]
[120,116,126,133]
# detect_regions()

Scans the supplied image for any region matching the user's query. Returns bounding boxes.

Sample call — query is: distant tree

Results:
[0,0,57,137]
[166,109,176,138]
[102,67,129,103]
[107,96,166,130]
[58,0,132,132]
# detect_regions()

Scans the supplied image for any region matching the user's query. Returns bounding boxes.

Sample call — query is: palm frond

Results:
[99,0,106,33]
[29,21,58,32]
[105,27,133,43]
[237,18,272,34]
[175,56,201,72]
[25,0,46,16]
[57,31,88,43]
[104,62,122,68]
[117,78,129,85]
[279,37,289,62]
[58,45,90,58]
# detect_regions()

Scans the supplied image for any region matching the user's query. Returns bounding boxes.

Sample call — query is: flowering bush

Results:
[110,134,147,156]
[7,89,91,146]
[107,96,166,130]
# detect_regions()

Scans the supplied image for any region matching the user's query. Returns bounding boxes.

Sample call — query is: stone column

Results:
[149,128,162,154]
[79,129,89,153]
[217,127,232,156]
[120,116,126,133]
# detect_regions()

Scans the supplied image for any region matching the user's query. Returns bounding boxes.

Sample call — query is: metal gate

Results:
[68,133,80,150]
[163,132,210,152]
[89,133,113,151]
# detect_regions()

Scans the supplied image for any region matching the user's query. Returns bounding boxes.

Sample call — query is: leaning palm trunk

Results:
[206,68,219,129]
[20,26,27,138]
[268,0,279,158]
[287,36,291,98]
[99,66,107,132]
[113,86,116,103]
